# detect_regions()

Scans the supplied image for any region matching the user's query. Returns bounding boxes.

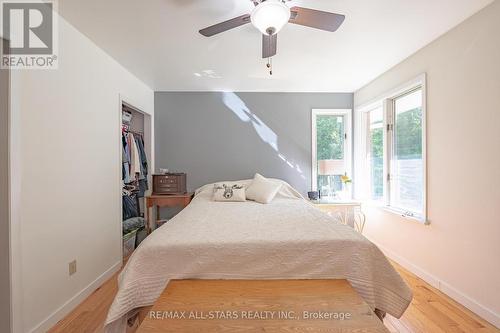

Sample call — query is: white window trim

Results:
[311,109,352,192]
[354,74,428,224]
[355,103,384,204]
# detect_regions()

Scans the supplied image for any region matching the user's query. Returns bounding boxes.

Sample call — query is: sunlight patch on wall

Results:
[222,91,305,179]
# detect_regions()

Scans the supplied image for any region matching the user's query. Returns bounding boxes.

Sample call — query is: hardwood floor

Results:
[384,261,498,333]
[138,279,389,332]
[48,267,119,333]
[49,260,499,333]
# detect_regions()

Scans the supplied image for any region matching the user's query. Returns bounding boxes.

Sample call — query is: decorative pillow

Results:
[245,173,282,204]
[213,183,246,202]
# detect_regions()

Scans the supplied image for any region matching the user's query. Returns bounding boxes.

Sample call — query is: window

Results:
[312,109,352,199]
[356,75,426,222]
[366,107,384,201]
[390,88,424,215]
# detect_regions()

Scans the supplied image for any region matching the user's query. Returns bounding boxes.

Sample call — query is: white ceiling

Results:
[59,0,493,92]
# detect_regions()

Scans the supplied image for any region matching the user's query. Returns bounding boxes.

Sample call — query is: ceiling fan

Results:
[199,0,345,75]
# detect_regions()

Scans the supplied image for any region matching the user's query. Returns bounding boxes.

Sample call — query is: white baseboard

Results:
[375,242,500,329]
[29,261,122,333]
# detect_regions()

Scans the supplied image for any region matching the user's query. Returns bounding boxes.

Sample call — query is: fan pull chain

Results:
[265,31,273,75]
[266,57,273,75]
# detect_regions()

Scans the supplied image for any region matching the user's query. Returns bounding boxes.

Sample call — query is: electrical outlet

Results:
[69,260,77,276]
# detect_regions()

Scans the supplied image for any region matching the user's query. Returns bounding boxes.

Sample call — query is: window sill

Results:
[361,200,429,225]
[380,206,430,225]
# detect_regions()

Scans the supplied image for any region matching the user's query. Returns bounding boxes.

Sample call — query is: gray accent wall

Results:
[155,92,353,195]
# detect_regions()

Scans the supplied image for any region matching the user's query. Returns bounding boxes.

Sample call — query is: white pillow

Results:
[245,174,282,204]
[213,183,246,202]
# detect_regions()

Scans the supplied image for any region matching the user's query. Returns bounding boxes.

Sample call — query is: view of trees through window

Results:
[316,115,344,160]
[392,88,424,213]
[395,107,423,158]
[369,108,384,200]
[316,115,345,196]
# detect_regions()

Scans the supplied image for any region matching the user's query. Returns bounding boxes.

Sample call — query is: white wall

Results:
[354,1,500,327]
[9,13,154,333]
[1,42,11,333]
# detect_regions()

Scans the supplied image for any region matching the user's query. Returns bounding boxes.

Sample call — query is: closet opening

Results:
[120,99,152,259]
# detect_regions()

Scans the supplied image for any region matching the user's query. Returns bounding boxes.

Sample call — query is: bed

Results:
[106,179,412,332]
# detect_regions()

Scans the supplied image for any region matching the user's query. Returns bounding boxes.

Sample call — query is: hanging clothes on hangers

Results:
[122,133,132,184]
[122,128,149,199]
[122,115,146,222]
[134,134,149,197]
[135,134,148,179]
[129,132,141,177]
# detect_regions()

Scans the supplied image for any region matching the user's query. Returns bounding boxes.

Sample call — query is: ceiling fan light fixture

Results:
[251,0,291,35]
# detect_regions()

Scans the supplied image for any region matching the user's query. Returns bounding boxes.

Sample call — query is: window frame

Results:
[355,74,428,223]
[359,104,385,202]
[311,109,353,193]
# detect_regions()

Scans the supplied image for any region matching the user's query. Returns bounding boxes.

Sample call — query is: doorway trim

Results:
[3,36,22,333]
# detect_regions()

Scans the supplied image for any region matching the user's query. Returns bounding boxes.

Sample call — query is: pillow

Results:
[213,183,246,202]
[245,173,282,204]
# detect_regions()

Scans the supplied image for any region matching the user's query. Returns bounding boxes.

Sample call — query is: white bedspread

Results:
[106,180,412,332]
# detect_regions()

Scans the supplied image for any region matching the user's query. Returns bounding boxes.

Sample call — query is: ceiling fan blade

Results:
[199,14,251,37]
[289,6,345,32]
[262,34,277,58]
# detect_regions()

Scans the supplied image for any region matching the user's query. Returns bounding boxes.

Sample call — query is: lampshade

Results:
[318,159,346,176]
[251,0,291,35]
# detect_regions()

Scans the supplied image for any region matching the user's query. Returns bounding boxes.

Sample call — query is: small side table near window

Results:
[311,199,366,234]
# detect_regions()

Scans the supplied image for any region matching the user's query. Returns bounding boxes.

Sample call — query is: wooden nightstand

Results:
[312,200,366,233]
[145,193,194,234]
